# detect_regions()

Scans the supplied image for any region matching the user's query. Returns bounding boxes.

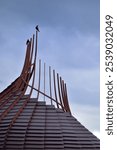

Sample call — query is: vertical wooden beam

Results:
[49,66,53,105]
[57,73,64,110]
[53,70,59,108]
[64,83,71,113]
[44,63,46,101]
[37,59,41,100]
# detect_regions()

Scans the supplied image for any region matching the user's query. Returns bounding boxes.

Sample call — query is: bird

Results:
[35,25,40,32]
[26,39,30,45]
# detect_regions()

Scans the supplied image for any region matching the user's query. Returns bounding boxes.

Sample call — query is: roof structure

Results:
[0,27,100,150]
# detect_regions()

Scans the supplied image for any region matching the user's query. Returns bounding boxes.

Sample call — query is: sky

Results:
[0,0,100,138]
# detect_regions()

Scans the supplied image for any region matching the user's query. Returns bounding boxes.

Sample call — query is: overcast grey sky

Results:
[0,0,100,137]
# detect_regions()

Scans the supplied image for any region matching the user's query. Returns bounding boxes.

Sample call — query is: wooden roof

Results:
[0,97,99,149]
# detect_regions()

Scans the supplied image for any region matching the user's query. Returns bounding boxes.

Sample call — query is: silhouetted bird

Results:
[26,39,30,45]
[35,25,40,32]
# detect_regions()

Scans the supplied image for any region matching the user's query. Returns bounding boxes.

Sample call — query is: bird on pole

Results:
[26,39,30,45]
[35,25,40,32]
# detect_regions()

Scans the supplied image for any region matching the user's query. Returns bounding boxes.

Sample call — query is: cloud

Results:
[0,0,99,134]
[57,66,99,107]
[38,27,99,69]
[71,103,100,137]
[93,131,100,139]
[0,0,99,34]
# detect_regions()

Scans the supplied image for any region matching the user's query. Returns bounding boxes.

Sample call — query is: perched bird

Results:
[26,39,30,45]
[35,25,40,32]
